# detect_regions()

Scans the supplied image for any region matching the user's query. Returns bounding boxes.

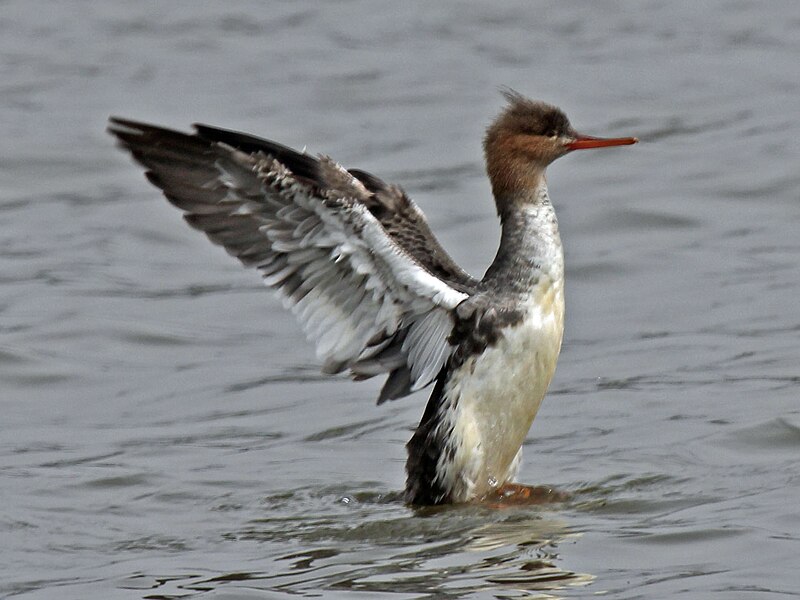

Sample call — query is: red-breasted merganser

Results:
[109,91,637,505]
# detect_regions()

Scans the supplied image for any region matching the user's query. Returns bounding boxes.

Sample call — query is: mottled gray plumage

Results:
[109,117,470,404]
[109,93,636,505]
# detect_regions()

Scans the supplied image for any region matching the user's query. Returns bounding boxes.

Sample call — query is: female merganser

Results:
[109,91,636,505]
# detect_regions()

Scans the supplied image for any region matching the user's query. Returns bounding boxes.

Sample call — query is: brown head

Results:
[484,90,637,209]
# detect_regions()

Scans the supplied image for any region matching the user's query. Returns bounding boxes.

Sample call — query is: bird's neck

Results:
[482,180,564,295]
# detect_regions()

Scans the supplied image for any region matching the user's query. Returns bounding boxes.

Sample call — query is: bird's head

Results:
[484,90,637,203]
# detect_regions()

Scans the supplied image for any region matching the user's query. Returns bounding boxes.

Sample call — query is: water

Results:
[2,1,799,598]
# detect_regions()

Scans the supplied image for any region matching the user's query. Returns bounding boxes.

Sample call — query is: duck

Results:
[108,90,637,505]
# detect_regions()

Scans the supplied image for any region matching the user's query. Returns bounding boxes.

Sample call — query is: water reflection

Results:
[122,497,593,598]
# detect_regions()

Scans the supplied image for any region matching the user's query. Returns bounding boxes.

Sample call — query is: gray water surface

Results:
[2,1,800,598]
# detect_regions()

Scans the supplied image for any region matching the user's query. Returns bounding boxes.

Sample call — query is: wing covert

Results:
[108,118,474,400]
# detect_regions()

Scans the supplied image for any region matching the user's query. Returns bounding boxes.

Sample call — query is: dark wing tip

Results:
[107,117,193,154]
[107,116,172,138]
[108,115,141,129]
[107,116,145,146]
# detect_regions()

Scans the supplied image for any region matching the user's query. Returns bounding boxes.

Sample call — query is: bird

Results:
[108,90,637,505]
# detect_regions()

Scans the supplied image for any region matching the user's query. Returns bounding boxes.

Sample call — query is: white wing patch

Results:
[404,309,455,392]
[213,147,468,392]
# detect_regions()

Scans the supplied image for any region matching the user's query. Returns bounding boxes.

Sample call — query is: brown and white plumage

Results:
[109,92,636,505]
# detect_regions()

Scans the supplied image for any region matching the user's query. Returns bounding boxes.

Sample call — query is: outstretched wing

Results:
[191,123,480,293]
[109,118,476,402]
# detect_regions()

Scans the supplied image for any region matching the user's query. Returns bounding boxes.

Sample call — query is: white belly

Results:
[437,284,564,502]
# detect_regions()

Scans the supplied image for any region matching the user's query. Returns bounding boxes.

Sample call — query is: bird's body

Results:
[109,91,636,505]
[405,186,565,504]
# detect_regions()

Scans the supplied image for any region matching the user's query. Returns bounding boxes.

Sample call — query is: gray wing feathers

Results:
[109,118,471,401]
[404,309,454,392]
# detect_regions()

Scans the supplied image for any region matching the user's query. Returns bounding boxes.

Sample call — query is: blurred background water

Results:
[1,1,799,598]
